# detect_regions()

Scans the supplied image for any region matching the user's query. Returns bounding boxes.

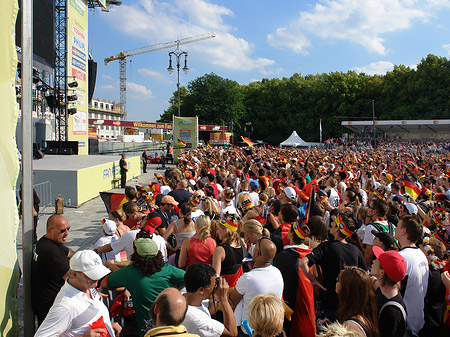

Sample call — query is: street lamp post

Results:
[167,42,189,117]
[372,99,376,149]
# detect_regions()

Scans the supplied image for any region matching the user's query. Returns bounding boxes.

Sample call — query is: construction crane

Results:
[104,33,215,114]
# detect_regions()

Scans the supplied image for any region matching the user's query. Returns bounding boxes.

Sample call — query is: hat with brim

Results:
[135,238,159,258]
[161,195,179,206]
[372,246,406,283]
[371,230,396,250]
[70,250,111,280]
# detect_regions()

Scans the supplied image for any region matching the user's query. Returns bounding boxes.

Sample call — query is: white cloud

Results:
[353,61,394,75]
[102,0,275,72]
[101,74,113,81]
[139,68,172,83]
[268,0,450,55]
[127,82,153,98]
[100,84,115,90]
[444,44,450,55]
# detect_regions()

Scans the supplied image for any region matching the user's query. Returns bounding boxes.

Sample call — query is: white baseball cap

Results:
[405,203,418,215]
[284,187,297,201]
[70,250,111,280]
[102,219,117,235]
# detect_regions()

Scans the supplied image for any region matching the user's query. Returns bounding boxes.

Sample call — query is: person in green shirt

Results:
[102,237,185,336]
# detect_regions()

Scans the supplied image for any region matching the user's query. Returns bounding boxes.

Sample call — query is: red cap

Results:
[144,213,162,234]
[372,246,406,283]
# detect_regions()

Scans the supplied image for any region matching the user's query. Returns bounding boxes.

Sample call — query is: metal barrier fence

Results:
[16,181,52,209]
[33,181,52,207]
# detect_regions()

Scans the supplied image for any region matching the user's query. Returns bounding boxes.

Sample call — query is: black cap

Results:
[371,229,396,250]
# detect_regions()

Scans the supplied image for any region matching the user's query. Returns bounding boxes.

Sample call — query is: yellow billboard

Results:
[67,0,89,154]
[173,116,198,160]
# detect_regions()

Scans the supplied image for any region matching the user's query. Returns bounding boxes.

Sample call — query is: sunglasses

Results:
[52,226,70,233]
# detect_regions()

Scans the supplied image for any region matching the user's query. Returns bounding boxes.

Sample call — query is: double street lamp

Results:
[167,43,189,117]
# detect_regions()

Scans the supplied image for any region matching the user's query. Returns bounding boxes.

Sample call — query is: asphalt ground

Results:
[16,161,174,336]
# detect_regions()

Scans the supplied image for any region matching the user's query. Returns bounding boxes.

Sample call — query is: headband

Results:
[336,215,353,238]
[220,215,239,232]
[430,209,444,226]
[240,198,254,212]
[293,221,308,240]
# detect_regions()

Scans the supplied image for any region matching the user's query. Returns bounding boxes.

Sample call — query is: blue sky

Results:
[89,0,450,122]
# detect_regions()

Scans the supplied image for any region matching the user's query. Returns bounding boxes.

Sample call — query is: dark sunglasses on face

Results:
[52,226,70,233]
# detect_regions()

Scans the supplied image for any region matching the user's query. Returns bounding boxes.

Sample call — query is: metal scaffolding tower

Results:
[54,0,67,141]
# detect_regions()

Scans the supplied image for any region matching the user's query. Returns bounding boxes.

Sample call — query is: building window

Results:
[100,103,104,108]
[94,101,98,107]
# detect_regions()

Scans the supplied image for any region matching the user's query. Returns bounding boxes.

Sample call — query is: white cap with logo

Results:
[70,250,111,280]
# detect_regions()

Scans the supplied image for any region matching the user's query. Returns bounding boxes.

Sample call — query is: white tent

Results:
[279,131,310,148]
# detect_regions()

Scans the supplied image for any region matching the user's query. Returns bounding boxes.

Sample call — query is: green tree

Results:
[158,86,188,122]
[183,73,245,128]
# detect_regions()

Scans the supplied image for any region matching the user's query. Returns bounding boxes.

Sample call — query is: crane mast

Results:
[104,33,215,114]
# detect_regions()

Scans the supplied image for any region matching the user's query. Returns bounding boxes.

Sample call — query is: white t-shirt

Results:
[182,300,224,337]
[398,247,429,335]
[234,265,284,332]
[93,235,121,263]
[328,188,340,208]
[35,282,114,337]
[220,204,238,217]
[110,230,168,262]
[249,192,259,207]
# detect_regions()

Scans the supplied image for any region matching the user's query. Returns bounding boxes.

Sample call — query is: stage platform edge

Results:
[32,155,141,206]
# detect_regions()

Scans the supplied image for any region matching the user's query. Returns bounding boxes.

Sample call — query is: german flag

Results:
[178,139,186,146]
[207,143,213,149]
[402,174,421,200]
[241,136,256,146]
[100,192,127,213]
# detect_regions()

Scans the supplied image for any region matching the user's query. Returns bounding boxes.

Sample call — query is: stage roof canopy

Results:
[341,119,450,135]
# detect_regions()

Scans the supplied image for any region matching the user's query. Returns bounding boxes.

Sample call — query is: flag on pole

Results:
[241,136,256,146]
[208,143,213,149]
[178,139,186,146]
[319,119,322,143]
[402,174,421,200]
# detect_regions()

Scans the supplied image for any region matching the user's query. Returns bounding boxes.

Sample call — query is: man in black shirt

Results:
[119,154,128,188]
[31,215,74,325]
[142,150,148,173]
[300,213,366,321]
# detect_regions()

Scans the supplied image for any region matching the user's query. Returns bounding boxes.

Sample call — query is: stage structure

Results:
[54,0,119,150]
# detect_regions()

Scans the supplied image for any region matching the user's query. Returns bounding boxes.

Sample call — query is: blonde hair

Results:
[317,322,360,337]
[265,187,276,198]
[242,219,270,238]
[248,294,284,337]
[195,215,211,241]
[203,197,220,218]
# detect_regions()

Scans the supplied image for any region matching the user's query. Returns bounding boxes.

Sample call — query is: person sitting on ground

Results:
[122,186,138,212]
[212,213,246,288]
[35,250,121,337]
[182,262,238,337]
[164,203,196,267]
[178,215,216,270]
[92,219,121,264]
[101,236,185,336]
[144,288,199,337]
[247,294,285,337]
[109,209,130,236]
[202,196,221,220]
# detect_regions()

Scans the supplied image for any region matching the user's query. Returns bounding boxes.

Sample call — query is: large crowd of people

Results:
[31,142,450,337]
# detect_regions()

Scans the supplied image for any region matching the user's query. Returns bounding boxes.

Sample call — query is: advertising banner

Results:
[173,116,198,160]
[67,0,88,154]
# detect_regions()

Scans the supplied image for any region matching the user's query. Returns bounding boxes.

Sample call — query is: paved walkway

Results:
[16,161,174,336]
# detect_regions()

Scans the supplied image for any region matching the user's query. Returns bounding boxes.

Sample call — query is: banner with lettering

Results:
[67,0,88,154]
[172,116,198,160]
